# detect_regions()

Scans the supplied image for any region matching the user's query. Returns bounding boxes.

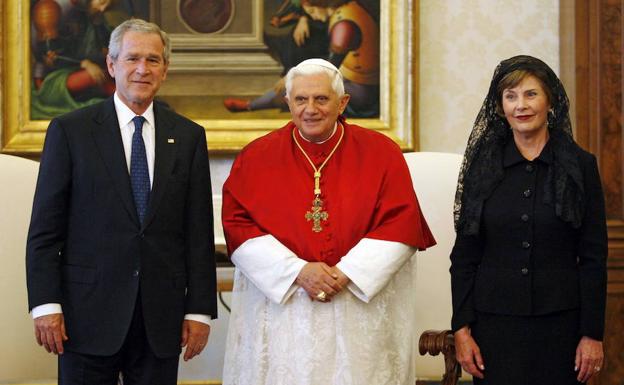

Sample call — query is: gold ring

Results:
[316,291,327,301]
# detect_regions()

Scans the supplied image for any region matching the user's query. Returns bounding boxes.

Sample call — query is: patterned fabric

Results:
[222,259,418,385]
[130,116,150,224]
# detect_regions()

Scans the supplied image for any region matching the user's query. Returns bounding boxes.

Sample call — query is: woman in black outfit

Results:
[450,55,607,385]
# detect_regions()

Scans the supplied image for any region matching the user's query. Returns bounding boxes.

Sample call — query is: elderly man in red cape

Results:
[221,58,436,385]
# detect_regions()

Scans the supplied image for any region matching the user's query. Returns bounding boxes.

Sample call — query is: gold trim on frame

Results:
[0,1,418,155]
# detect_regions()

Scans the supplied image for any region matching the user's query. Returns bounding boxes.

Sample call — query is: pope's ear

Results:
[339,94,351,112]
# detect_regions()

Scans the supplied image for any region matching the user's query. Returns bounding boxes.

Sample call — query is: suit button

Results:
[133,270,140,277]
[521,267,529,275]
[521,214,529,222]
[522,241,531,249]
[525,164,534,172]
[523,189,532,198]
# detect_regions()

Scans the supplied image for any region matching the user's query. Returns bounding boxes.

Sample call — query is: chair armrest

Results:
[419,329,462,385]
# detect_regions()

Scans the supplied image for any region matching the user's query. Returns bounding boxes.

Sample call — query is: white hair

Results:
[285,58,345,98]
[108,19,171,64]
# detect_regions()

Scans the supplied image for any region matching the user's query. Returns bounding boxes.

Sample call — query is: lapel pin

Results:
[167,138,175,143]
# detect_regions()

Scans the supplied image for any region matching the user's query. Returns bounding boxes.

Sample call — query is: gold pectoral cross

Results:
[305,196,328,232]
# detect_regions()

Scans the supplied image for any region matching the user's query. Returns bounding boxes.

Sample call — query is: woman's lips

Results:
[515,115,533,121]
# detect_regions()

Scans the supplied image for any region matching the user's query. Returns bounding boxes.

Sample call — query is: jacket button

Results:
[523,189,532,198]
[521,214,529,222]
[521,267,529,275]
[525,164,534,172]
[133,270,140,277]
[522,241,531,249]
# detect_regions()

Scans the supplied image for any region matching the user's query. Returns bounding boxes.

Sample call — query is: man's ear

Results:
[106,55,115,78]
[339,94,351,114]
[161,60,168,81]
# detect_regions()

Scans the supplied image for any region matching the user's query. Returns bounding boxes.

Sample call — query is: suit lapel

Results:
[142,103,178,229]
[91,98,140,226]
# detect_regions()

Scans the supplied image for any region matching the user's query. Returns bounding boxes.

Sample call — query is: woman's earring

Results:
[547,108,555,128]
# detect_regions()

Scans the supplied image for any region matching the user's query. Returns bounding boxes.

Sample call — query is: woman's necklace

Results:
[292,124,345,232]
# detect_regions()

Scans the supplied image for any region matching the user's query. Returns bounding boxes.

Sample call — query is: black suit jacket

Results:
[26,97,217,358]
[450,139,607,340]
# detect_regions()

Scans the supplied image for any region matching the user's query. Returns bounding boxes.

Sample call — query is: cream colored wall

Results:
[419,0,560,154]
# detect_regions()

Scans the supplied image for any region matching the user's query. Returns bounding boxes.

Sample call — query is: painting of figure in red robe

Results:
[224,0,380,118]
[30,0,148,119]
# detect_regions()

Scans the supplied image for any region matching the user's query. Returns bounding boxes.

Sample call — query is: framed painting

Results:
[0,0,418,154]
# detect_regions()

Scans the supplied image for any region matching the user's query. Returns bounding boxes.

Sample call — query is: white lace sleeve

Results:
[336,238,416,302]
[231,234,307,304]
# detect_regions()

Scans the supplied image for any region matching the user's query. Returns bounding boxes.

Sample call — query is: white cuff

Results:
[336,239,415,303]
[184,314,212,326]
[31,303,63,319]
[232,235,307,304]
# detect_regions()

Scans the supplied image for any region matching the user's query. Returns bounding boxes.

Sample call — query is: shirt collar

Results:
[113,92,155,129]
[503,137,553,167]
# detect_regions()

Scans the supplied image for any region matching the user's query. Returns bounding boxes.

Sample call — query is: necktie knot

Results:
[132,116,146,134]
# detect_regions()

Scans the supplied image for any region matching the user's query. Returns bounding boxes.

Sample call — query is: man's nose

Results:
[135,59,149,74]
[304,99,319,112]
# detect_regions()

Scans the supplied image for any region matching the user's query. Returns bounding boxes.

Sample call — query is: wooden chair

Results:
[403,152,463,385]
[418,330,461,385]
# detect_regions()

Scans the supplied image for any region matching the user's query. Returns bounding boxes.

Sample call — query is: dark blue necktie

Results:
[130,116,150,224]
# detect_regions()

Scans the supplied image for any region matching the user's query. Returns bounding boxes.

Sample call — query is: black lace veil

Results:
[453,55,585,235]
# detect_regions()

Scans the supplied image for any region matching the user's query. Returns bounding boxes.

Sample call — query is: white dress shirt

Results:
[115,92,156,187]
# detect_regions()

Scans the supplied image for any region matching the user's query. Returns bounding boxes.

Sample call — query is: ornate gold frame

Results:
[0,1,418,154]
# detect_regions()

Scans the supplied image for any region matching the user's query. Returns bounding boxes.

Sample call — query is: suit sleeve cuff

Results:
[184,314,212,326]
[31,303,62,319]
[231,235,307,304]
[336,238,415,303]
[451,310,476,332]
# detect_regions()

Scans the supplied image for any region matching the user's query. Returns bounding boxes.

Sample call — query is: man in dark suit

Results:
[26,19,217,385]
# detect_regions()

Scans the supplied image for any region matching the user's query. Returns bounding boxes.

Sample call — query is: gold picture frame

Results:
[0,1,418,154]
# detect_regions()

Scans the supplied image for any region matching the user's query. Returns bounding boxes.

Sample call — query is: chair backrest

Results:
[0,154,56,381]
[404,152,462,380]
